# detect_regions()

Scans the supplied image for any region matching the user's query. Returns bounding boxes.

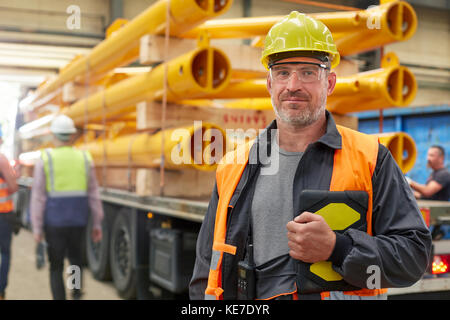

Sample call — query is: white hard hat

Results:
[50,114,77,134]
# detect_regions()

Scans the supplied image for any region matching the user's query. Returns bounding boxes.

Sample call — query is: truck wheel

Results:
[86,211,111,281]
[110,209,136,299]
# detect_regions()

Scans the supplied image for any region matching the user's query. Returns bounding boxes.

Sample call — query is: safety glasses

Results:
[269,62,328,83]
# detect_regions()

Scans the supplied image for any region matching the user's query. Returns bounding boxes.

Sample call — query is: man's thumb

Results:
[294,211,318,223]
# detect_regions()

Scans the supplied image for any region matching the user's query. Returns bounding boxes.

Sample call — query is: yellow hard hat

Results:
[261,11,340,69]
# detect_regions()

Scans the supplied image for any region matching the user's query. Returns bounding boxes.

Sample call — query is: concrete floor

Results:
[3,228,120,300]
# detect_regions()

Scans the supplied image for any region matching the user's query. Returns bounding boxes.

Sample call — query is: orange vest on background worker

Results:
[0,174,13,213]
[205,125,388,300]
[0,123,14,214]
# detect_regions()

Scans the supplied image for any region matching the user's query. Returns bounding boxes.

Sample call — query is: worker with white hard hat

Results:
[49,114,77,141]
[30,114,104,300]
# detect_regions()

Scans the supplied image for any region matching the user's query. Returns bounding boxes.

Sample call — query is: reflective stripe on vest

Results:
[206,125,387,300]
[204,141,253,300]
[321,289,388,300]
[0,177,13,213]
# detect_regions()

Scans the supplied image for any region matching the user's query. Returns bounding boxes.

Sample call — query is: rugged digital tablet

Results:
[295,190,369,294]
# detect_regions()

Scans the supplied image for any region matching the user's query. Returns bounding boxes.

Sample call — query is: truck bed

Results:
[18,176,209,223]
[99,187,209,223]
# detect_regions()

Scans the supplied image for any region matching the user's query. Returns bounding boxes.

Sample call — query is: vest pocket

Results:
[255,254,297,300]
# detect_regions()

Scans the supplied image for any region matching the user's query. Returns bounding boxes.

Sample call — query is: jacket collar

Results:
[319,110,342,150]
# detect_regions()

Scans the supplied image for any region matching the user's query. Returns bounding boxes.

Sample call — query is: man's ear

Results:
[327,72,337,96]
[267,73,272,93]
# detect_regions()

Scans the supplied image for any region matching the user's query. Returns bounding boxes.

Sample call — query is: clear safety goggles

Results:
[269,61,328,83]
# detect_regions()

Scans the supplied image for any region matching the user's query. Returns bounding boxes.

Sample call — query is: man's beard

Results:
[272,90,327,128]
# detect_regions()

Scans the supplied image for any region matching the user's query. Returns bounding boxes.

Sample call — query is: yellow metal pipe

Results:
[62,47,231,125]
[79,123,227,171]
[96,108,137,123]
[327,66,417,114]
[231,69,267,81]
[223,98,272,110]
[182,16,281,39]
[71,121,138,145]
[332,1,417,56]
[203,78,268,99]
[183,1,417,57]
[209,65,417,115]
[374,132,417,173]
[28,0,233,110]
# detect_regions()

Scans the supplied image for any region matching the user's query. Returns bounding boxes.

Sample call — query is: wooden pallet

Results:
[140,35,265,73]
[136,100,273,131]
[94,165,216,198]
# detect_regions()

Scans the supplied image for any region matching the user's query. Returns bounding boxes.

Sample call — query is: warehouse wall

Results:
[123,0,154,20]
[0,0,109,35]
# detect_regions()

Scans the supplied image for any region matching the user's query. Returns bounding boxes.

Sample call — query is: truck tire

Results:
[110,209,136,299]
[86,211,111,281]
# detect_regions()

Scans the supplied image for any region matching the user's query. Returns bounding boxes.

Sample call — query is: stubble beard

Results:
[272,90,327,128]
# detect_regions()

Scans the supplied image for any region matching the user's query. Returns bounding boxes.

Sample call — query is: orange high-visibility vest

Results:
[205,125,387,300]
[0,176,13,213]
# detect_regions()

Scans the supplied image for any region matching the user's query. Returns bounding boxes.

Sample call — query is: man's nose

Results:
[286,71,304,90]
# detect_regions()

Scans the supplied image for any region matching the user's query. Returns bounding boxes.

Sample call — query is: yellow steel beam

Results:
[28,0,233,110]
[79,122,227,171]
[375,132,417,173]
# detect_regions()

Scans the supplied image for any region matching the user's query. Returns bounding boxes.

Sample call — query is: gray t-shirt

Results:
[251,133,303,267]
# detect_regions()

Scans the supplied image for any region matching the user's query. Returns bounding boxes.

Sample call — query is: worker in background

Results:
[190,11,432,300]
[30,114,104,300]
[0,125,18,300]
[408,145,450,201]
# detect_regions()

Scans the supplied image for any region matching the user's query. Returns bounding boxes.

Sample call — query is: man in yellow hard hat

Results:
[190,11,431,300]
[30,114,104,300]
